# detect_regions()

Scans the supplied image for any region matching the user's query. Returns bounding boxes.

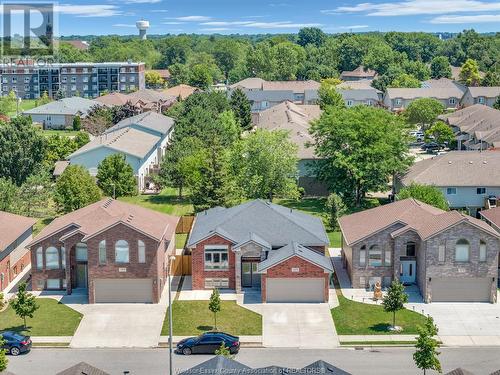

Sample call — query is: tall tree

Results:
[318,79,345,110]
[424,121,455,145]
[44,134,79,169]
[382,281,409,330]
[311,106,412,206]
[10,282,39,329]
[0,178,18,212]
[397,184,449,211]
[297,27,326,47]
[229,88,252,130]
[405,98,445,129]
[0,91,17,115]
[459,58,481,86]
[0,116,45,185]
[390,73,421,88]
[413,317,442,375]
[145,70,165,89]
[325,193,347,231]
[213,39,242,82]
[55,165,101,213]
[96,154,137,198]
[17,169,54,217]
[430,56,452,79]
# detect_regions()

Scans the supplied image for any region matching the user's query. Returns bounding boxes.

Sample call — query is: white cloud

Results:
[201,21,253,26]
[125,0,161,3]
[112,23,137,28]
[322,0,500,16]
[199,27,232,32]
[174,15,212,21]
[56,4,121,17]
[162,21,184,25]
[201,20,321,29]
[429,14,500,23]
[337,25,369,29]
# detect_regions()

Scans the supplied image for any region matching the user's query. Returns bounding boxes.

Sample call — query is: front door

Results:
[242,262,261,288]
[400,261,416,284]
[76,264,88,289]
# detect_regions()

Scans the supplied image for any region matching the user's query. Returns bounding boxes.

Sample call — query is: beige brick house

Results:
[28,199,179,303]
[339,199,500,303]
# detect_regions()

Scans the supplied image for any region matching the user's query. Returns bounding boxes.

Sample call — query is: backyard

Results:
[119,187,193,217]
[6,99,38,117]
[0,298,82,336]
[162,300,262,336]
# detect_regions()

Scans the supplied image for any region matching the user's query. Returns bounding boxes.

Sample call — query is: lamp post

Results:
[168,254,176,375]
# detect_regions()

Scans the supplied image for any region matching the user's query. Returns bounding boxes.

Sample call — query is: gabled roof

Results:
[230,78,320,93]
[104,111,174,136]
[56,362,109,375]
[257,242,333,273]
[31,199,178,247]
[339,199,498,246]
[253,101,321,159]
[95,92,131,107]
[338,89,380,101]
[24,97,100,116]
[303,360,352,375]
[399,151,500,187]
[386,86,465,100]
[187,200,329,248]
[178,356,250,375]
[126,89,176,104]
[0,211,36,251]
[337,80,378,90]
[480,206,500,231]
[230,77,266,90]
[163,84,198,99]
[422,78,465,90]
[445,368,476,375]
[467,86,500,98]
[69,127,160,159]
[340,66,377,79]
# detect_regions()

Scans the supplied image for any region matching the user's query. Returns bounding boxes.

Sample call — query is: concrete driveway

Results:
[261,303,339,349]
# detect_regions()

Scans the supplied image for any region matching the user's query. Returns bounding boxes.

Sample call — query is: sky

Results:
[8,0,500,36]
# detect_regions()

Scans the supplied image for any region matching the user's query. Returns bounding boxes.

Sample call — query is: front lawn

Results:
[119,187,193,217]
[162,300,262,336]
[0,298,83,336]
[331,295,427,335]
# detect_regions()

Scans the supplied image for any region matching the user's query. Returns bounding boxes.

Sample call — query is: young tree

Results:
[405,98,445,129]
[229,88,252,131]
[397,184,449,211]
[96,154,137,198]
[325,193,347,231]
[390,73,421,88]
[10,282,39,329]
[311,106,412,206]
[430,56,452,79]
[74,131,90,148]
[424,121,455,145]
[17,169,54,217]
[36,91,51,106]
[0,91,17,115]
[55,165,101,213]
[72,115,81,131]
[145,70,165,89]
[214,342,234,359]
[459,58,481,87]
[228,129,299,201]
[493,96,500,110]
[44,134,79,169]
[318,78,345,110]
[208,289,221,330]
[382,280,409,330]
[413,317,442,375]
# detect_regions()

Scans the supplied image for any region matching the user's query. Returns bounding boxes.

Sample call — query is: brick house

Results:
[0,211,36,291]
[187,200,333,303]
[28,199,179,303]
[338,199,500,303]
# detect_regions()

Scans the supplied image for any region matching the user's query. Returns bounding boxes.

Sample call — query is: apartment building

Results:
[0,62,145,99]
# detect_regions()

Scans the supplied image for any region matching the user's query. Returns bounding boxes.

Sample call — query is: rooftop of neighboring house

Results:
[340,66,377,79]
[23,97,100,116]
[104,111,175,136]
[399,151,500,187]
[69,127,160,159]
[126,89,176,105]
[466,86,500,98]
[422,78,466,90]
[337,80,378,90]
[252,101,320,159]
[230,78,320,93]
[31,199,179,248]
[339,198,498,246]
[338,88,381,101]
[187,199,329,248]
[480,206,500,231]
[56,361,109,375]
[63,40,90,51]
[147,69,171,80]
[0,211,37,251]
[163,84,198,100]
[95,92,131,107]
[385,85,466,100]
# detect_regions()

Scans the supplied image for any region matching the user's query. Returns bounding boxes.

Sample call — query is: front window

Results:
[478,97,485,104]
[36,247,43,269]
[359,245,366,267]
[61,247,66,268]
[476,187,486,195]
[368,245,382,267]
[347,100,354,107]
[45,247,59,269]
[479,240,487,262]
[384,249,392,266]
[115,240,129,263]
[99,240,106,265]
[446,187,457,195]
[438,245,445,263]
[449,98,456,105]
[204,246,229,270]
[406,242,416,257]
[138,240,146,263]
[455,239,470,262]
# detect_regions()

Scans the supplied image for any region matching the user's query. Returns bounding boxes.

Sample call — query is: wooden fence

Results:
[171,255,192,276]
[176,216,194,234]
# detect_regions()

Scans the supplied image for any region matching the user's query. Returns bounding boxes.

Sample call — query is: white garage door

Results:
[431,277,491,302]
[266,278,324,303]
[94,278,153,303]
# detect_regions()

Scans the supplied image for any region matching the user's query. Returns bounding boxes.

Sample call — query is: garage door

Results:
[431,277,491,302]
[94,279,153,303]
[266,278,324,303]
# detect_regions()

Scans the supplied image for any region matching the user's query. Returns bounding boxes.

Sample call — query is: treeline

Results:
[53,29,500,89]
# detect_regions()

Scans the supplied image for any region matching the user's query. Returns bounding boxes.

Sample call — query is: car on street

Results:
[420,142,445,153]
[175,332,240,355]
[0,331,32,355]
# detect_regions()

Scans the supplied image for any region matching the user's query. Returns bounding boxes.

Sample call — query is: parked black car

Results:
[176,332,240,355]
[420,142,444,153]
[1,331,31,355]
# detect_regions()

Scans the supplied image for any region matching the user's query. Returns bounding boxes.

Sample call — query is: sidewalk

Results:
[337,335,500,346]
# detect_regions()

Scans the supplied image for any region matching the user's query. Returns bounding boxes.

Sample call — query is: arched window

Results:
[479,240,487,262]
[36,247,43,269]
[115,240,129,263]
[45,246,60,269]
[99,240,107,265]
[368,245,382,267]
[138,240,146,263]
[359,245,366,267]
[455,239,470,262]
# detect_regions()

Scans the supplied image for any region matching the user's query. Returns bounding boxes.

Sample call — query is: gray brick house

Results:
[338,199,500,303]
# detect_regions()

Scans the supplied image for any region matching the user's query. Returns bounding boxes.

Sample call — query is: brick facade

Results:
[261,255,329,302]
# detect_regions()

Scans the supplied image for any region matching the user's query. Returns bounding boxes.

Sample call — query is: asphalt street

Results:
[6,347,500,375]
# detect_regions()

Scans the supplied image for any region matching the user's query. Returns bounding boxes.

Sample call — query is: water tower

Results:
[136,19,150,40]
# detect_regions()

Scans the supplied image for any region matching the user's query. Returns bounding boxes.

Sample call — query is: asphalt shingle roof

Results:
[468,86,500,98]
[0,211,36,251]
[187,200,329,248]
[104,111,174,136]
[24,97,100,116]
[178,356,250,375]
[303,360,352,375]
[257,242,333,272]
[338,89,380,101]
[480,206,500,230]
[56,362,110,375]
[386,86,465,100]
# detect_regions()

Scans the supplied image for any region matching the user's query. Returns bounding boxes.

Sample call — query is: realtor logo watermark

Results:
[2,2,56,57]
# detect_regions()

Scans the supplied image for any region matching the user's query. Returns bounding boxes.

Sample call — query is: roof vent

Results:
[469,161,473,164]
[483,160,487,164]
[448,161,452,164]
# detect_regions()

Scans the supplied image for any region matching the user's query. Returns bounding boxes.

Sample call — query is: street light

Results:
[167,254,176,375]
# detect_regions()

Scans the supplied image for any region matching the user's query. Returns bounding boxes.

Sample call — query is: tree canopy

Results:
[405,98,445,128]
[96,154,137,198]
[397,184,449,211]
[55,165,101,213]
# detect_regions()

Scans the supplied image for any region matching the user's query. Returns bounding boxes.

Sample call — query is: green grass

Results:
[0,299,83,336]
[340,341,417,346]
[331,295,428,335]
[7,99,38,117]
[328,231,342,247]
[34,217,55,236]
[119,187,193,217]
[175,233,188,249]
[162,300,262,336]
[41,130,79,137]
